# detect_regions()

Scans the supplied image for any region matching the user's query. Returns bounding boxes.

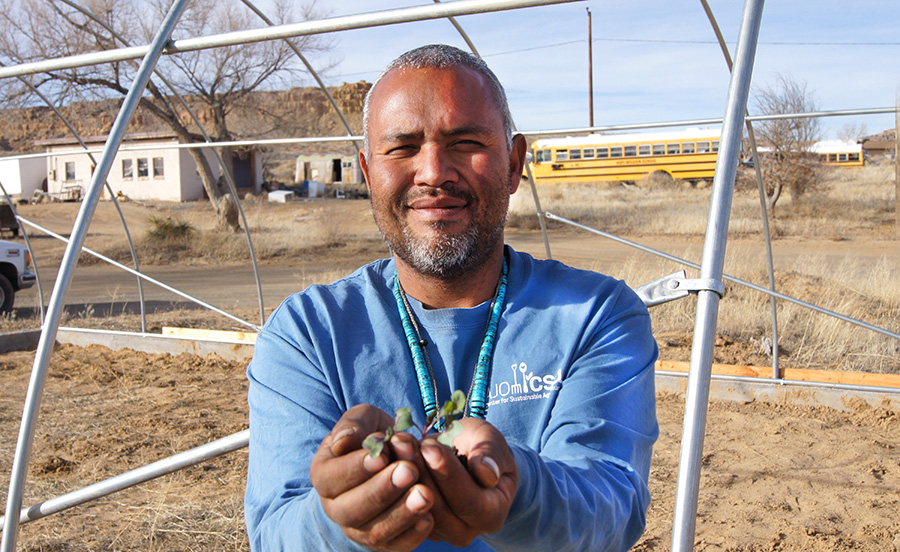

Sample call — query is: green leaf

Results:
[385,426,394,441]
[449,390,466,416]
[437,420,463,447]
[362,435,384,458]
[394,407,413,432]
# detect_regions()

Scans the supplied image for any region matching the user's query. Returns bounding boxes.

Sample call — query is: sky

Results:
[267,0,900,140]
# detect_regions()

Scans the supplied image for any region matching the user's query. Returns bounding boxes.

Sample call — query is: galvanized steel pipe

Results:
[671,1,765,550]
[0,2,192,548]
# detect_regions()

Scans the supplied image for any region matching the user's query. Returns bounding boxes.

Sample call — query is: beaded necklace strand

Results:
[392,256,509,427]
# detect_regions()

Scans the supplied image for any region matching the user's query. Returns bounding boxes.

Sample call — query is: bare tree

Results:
[836,121,869,143]
[752,74,822,213]
[0,0,331,230]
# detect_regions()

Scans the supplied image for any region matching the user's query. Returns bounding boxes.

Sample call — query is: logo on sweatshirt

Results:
[487,362,561,407]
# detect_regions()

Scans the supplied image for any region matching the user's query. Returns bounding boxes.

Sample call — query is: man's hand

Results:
[419,418,519,547]
[310,404,436,552]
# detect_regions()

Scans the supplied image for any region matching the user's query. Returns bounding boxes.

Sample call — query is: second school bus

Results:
[528,128,721,184]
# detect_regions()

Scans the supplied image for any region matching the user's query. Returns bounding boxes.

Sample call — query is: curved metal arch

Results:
[699,0,780,378]
[0,3,194,549]
[240,0,360,153]
[0,60,147,330]
[57,0,267,326]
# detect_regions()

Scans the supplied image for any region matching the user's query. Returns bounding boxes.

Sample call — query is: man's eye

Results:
[454,140,485,150]
[386,145,416,155]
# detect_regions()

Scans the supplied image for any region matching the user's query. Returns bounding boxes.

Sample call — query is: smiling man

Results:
[245,44,658,551]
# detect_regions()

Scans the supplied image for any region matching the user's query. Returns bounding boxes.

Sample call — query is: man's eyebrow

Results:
[442,124,495,138]
[382,131,423,143]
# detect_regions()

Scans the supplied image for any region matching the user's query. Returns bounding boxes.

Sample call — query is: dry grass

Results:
[6,162,899,376]
[511,162,899,374]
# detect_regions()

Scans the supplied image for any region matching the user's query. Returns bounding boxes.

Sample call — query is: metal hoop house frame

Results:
[0,0,897,551]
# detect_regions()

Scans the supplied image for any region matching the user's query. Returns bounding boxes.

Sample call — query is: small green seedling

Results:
[363,390,467,458]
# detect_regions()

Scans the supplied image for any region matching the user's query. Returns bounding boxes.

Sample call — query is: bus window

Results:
[610,146,623,158]
[712,141,720,152]
[652,144,665,156]
[638,144,651,156]
[597,147,609,159]
[682,142,695,154]
[535,149,551,163]
[570,148,582,160]
[667,143,680,155]
[828,153,837,162]
[697,141,710,154]
[624,145,637,157]
[819,154,828,163]
[848,152,860,162]
[583,148,596,160]
[556,150,569,161]
[838,153,847,162]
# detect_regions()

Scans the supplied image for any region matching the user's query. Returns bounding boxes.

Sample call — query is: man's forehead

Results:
[367,65,502,135]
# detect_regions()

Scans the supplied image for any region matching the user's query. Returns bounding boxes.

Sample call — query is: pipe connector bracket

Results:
[668,277,726,298]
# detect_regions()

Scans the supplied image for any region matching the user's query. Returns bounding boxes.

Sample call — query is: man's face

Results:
[360,65,525,280]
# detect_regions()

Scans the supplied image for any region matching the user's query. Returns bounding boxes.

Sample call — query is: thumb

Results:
[469,455,501,488]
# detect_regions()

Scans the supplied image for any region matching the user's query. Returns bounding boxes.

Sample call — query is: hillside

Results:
[0,81,371,183]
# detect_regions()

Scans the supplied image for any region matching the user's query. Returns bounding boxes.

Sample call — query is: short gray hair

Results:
[362,44,514,155]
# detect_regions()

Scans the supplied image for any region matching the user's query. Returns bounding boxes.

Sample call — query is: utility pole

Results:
[587,7,594,127]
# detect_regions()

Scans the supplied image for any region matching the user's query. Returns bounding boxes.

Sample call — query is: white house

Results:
[295,153,363,186]
[37,132,263,202]
[0,156,45,199]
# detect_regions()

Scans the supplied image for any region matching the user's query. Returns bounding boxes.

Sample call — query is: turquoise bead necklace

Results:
[393,255,509,427]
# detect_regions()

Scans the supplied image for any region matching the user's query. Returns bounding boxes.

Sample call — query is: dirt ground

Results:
[1,345,897,551]
[0,199,898,550]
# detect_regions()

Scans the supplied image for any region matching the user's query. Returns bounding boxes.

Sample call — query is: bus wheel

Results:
[644,170,675,188]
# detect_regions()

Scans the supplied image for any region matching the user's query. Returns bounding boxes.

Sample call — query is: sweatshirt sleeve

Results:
[481,282,659,552]
[244,313,370,552]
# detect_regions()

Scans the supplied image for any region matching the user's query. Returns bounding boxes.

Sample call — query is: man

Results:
[245,44,658,551]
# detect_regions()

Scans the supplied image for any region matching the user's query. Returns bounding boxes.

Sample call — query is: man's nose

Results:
[414,145,458,187]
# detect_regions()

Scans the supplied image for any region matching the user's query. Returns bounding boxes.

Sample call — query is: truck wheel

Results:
[0,274,14,314]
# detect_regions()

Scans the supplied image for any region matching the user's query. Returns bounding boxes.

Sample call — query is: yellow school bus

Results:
[528,128,721,184]
[810,140,865,167]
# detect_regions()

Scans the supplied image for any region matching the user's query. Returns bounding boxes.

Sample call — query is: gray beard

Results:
[389,214,506,280]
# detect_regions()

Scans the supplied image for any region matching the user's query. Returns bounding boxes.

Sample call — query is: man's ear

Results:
[508,134,527,194]
[359,149,372,195]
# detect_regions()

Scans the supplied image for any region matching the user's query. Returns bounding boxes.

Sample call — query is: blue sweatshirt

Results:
[246,247,658,551]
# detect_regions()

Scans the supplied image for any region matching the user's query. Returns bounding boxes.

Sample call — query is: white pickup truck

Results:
[0,240,36,314]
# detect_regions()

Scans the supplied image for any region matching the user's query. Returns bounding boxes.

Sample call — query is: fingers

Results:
[418,420,519,538]
[342,485,435,552]
[328,404,395,456]
[312,421,437,551]
[323,460,421,527]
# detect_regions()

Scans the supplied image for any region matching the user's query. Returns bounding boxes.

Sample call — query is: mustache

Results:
[402,186,475,205]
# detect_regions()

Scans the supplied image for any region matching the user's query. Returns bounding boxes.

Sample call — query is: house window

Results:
[153,157,165,178]
[137,158,149,178]
[65,162,76,181]
[122,159,133,180]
